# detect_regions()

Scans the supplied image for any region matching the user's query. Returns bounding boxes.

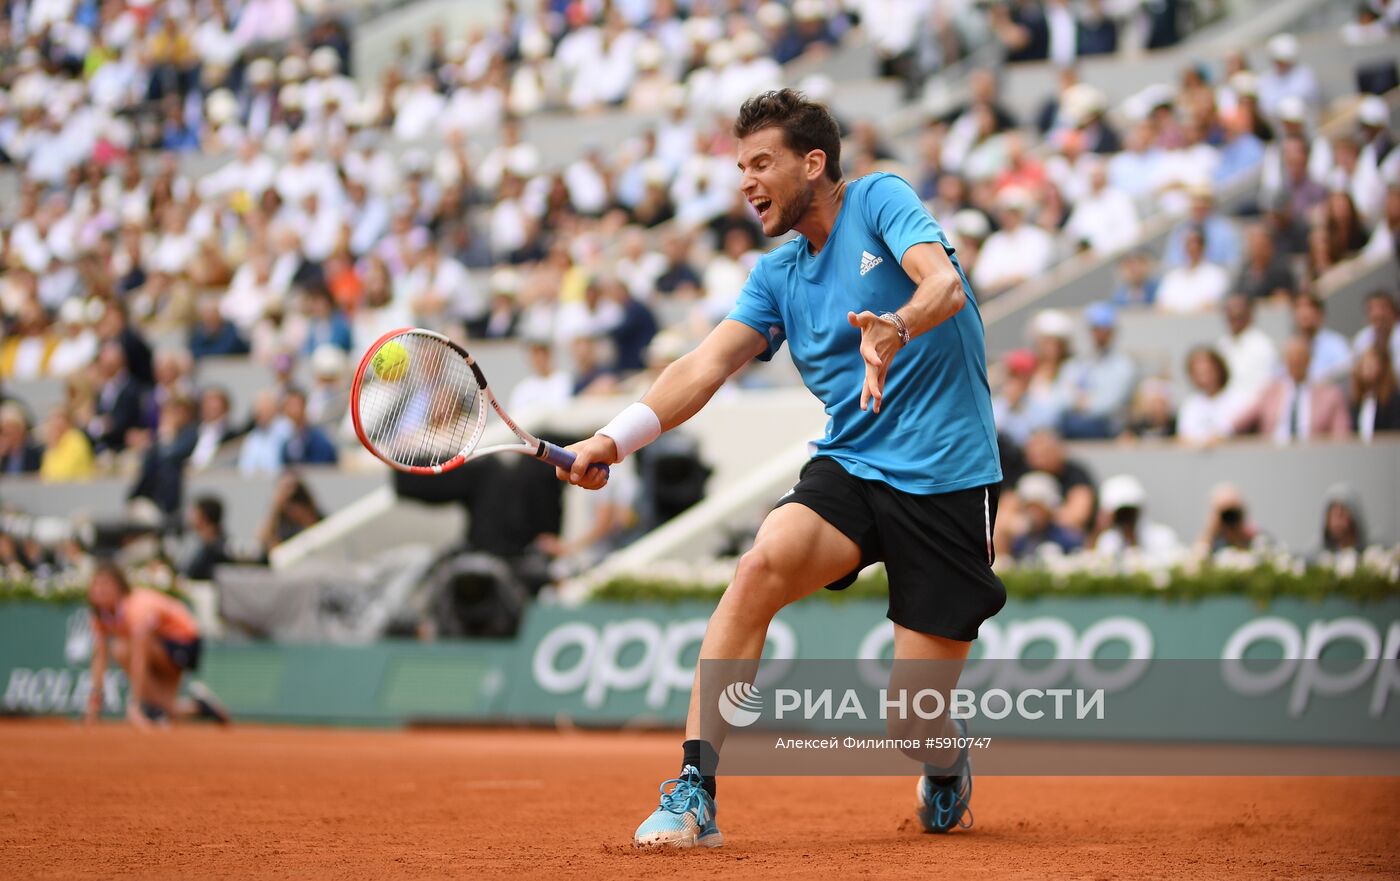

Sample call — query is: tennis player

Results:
[85,562,230,729]
[559,89,1004,847]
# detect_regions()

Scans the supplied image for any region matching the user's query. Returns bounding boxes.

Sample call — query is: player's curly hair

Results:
[733,89,842,183]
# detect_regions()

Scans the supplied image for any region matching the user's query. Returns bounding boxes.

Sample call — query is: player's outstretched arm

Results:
[640,320,770,431]
[84,622,108,725]
[848,242,966,413]
[558,320,769,489]
[124,622,155,730]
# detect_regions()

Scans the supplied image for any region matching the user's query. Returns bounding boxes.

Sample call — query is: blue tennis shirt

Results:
[727,172,1002,495]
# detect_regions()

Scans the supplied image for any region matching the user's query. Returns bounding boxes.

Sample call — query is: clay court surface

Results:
[2,720,1397,880]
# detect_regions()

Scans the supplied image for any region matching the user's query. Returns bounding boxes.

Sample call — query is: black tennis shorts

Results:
[776,457,1006,641]
[161,636,202,672]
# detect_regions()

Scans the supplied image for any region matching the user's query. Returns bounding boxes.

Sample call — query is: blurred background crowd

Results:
[0,0,1397,597]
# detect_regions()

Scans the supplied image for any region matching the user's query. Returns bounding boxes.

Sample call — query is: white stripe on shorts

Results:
[983,487,992,564]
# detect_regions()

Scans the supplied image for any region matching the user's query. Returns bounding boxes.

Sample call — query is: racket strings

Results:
[358,332,483,468]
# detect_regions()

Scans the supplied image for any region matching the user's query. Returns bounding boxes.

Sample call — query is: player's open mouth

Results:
[752,197,773,220]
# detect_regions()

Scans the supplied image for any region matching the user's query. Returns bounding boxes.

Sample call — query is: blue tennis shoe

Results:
[916,722,974,833]
[633,765,724,848]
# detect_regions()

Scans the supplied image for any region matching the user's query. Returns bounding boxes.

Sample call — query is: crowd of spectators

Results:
[1,0,1398,573]
[994,428,1380,569]
[993,289,1400,448]
[918,38,1397,306]
[988,279,1400,567]
[0,0,837,516]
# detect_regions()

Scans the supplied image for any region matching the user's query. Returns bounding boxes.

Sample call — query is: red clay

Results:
[1,720,1397,880]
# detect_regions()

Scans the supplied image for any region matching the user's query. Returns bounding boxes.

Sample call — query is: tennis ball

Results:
[372,341,410,382]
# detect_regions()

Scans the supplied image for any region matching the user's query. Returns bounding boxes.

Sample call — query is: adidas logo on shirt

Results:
[860,251,883,276]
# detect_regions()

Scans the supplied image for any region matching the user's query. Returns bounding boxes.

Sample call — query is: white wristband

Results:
[596,402,662,461]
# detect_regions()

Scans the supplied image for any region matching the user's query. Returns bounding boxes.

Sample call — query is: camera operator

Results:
[1195,483,1271,556]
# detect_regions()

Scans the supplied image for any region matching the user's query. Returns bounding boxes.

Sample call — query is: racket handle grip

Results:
[539,441,611,477]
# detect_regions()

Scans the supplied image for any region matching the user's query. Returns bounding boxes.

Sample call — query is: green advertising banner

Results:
[0,602,515,725]
[0,602,124,716]
[505,597,1400,742]
[4,596,1397,742]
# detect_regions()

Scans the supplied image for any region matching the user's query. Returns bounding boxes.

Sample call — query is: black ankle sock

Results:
[924,755,963,788]
[682,739,718,799]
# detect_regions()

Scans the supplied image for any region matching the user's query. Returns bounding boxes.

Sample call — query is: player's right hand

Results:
[555,435,617,491]
[126,702,153,731]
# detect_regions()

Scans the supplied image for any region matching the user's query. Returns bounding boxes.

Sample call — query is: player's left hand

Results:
[847,311,902,414]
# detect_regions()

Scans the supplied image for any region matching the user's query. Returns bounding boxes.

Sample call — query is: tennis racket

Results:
[350,327,606,477]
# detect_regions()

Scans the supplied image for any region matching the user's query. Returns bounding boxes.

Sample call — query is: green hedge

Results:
[0,580,185,606]
[8,563,1395,609]
[591,563,1400,605]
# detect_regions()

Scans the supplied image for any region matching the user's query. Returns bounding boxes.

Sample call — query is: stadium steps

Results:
[351,0,504,84]
[265,484,464,571]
